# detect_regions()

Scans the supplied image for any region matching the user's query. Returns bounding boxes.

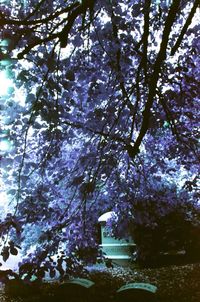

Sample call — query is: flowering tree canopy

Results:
[0,0,199,281]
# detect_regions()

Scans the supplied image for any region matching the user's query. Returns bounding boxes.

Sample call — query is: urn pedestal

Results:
[98,212,136,266]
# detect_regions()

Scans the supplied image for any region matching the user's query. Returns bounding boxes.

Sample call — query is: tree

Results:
[0,0,199,281]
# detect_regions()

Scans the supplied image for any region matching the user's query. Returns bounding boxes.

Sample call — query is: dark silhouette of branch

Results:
[59,0,95,47]
[59,4,84,48]
[141,0,151,80]
[14,66,51,215]
[17,33,60,59]
[62,120,126,144]
[0,2,79,26]
[159,92,200,161]
[110,8,136,140]
[129,0,151,141]
[24,0,48,21]
[128,0,181,158]
[171,0,199,56]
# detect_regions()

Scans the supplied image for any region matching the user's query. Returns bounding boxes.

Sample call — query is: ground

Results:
[0,262,200,302]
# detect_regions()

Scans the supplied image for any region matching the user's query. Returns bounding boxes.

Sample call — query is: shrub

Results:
[128,189,200,266]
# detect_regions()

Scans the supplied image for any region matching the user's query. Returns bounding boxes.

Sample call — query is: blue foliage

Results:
[0,0,199,281]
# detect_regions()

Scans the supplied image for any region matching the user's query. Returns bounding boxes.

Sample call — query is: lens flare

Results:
[0,139,12,152]
[0,71,13,96]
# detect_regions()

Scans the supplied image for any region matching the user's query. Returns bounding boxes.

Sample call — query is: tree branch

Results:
[141,0,151,80]
[59,1,95,47]
[17,33,60,59]
[171,0,199,56]
[128,0,181,158]
[0,2,79,26]
[24,0,49,21]
[110,8,135,139]
[62,120,126,144]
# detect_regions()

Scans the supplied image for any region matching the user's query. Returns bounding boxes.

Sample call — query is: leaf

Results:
[7,189,16,196]
[35,269,45,279]
[26,93,35,103]
[73,36,83,47]
[131,4,142,17]
[80,182,95,195]
[10,247,18,256]
[71,175,84,186]
[19,262,33,275]
[66,70,75,81]
[49,268,56,278]
[1,247,9,262]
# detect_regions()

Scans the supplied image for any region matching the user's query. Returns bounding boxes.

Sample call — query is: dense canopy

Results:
[0,0,199,281]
